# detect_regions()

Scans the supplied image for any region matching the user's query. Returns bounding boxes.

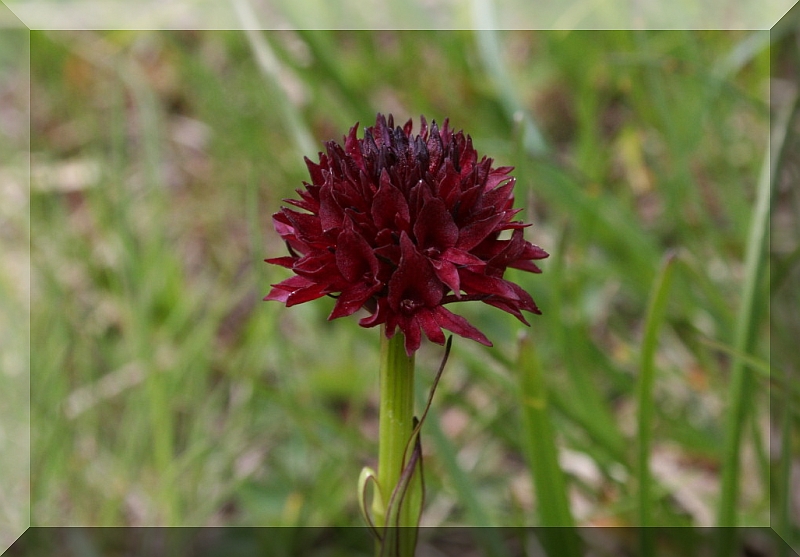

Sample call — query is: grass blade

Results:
[517,332,581,557]
[423,403,510,557]
[776,348,796,556]
[772,94,800,556]
[636,252,677,554]
[470,0,549,157]
[233,0,316,157]
[549,222,629,464]
[714,83,795,555]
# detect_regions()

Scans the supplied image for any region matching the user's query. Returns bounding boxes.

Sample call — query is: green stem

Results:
[374,326,416,530]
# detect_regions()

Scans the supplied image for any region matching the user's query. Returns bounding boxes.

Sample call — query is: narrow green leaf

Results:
[771,242,800,293]
[528,161,661,293]
[424,405,510,557]
[517,332,582,557]
[716,86,800,557]
[549,222,628,464]
[636,252,677,555]
[404,426,424,549]
[470,0,549,156]
[233,0,316,157]
[381,425,423,557]
[776,358,795,556]
[714,85,795,557]
[771,95,800,557]
[696,337,782,390]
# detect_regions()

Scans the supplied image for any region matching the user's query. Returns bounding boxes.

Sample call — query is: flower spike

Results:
[266,114,548,355]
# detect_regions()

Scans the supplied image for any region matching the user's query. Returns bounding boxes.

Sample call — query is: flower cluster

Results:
[265,114,548,355]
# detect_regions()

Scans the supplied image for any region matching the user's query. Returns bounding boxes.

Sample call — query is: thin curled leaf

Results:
[381,420,424,557]
[402,336,452,466]
[358,466,384,542]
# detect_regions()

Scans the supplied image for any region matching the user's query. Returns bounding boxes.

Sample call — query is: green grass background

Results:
[15,25,798,549]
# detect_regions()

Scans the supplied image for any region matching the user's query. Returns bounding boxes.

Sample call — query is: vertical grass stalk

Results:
[777,357,794,557]
[518,333,581,557]
[233,0,316,156]
[470,0,549,157]
[772,96,799,556]
[636,252,677,556]
[136,312,176,524]
[714,91,793,557]
[716,92,790,507]
[121,52,179,525]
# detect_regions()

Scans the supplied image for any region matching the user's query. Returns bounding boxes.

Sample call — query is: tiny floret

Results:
[265,114,548,355]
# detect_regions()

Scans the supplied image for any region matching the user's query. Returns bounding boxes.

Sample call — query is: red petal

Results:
[304,156,326,185]
[523,243,550,260]
[457,184,483,216]
[398,315,422,356]
[359,299,388,328]
[388,232,443,311]
[413,196,458,251]
[264,276,325,306]
[510,260,543,273]
[329,283,379,319]
[419,115,428,138]
[374,114,392,146]
[432,306,492,346]
[281,208,324,244]
[265,256,296,268]
[482,297,532,325]
[431,259,460,296]
[264,275,313,302]
[426,121,444,170]
[417,308,446,345]
[500,220,530,230]
[344,123,364,171]
[441,247,486,267]
[286,282,329,306]
[319,185,344,232]
[485,166,514,190]
[506,281,539,313]
[436,160,461,208]
[459,268,519,300]
[480,180,515,211]
[272,213,297,239]
[264,287,291,303]
[284,197,316,212]
[487,228,527,270]
[371,170,410,230]
[374,243,401,266]
[293,252,340,282]
[456,212,504,250]
[335,225,379,282]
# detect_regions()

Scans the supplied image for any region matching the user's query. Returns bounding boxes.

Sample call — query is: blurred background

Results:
[2,19,798,552]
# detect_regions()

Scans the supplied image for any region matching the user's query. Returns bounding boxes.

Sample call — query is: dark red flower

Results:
[265,114,548,355]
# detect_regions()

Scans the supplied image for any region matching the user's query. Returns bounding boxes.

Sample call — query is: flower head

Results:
[266,114,548,355]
